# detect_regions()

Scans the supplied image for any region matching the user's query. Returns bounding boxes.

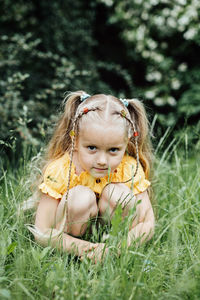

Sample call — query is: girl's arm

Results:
[34,194,101,257]
[127,190,155,246]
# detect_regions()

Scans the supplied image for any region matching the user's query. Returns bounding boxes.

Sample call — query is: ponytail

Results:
[47,90,87,161]
[127,99,153,179]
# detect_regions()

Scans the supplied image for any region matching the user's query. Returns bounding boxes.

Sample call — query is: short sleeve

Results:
[122,156,151,194]
[38,155,69,199]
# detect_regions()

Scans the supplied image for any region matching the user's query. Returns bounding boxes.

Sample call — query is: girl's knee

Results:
[99,183,133,214]
[101,183,131,202]
[68,185,98,217]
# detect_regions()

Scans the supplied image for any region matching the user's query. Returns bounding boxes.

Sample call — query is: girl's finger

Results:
[82,243,97,254]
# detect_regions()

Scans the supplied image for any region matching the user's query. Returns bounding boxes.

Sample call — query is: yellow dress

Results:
[39,152,150,200]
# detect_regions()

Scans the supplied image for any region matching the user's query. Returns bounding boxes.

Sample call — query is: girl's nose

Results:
[97,152,107,166]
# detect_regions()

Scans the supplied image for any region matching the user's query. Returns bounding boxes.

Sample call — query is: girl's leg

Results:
[66,185,98,237]
[98,183,136,220]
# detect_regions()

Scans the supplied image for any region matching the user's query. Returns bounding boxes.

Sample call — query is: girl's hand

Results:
[81,243,108,264]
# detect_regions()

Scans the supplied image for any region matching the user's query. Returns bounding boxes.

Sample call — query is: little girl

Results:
[28,91,155,262]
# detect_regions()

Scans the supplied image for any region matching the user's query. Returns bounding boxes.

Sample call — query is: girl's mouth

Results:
[94,167,108,172]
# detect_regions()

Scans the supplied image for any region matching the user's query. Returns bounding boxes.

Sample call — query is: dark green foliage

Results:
[0,1,111,153]
[101,0,200,130]
[1,0,200,154]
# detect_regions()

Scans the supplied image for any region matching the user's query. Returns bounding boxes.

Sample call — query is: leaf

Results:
[6,242,17,255]
[110,205,123,237]
[40,247,51,259]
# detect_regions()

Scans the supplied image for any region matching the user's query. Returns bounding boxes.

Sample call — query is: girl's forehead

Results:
[80,117,126,132]
[80,112,127,128]
[79,119,128,144]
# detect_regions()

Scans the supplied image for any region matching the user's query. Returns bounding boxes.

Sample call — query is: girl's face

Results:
[75,119,128,178]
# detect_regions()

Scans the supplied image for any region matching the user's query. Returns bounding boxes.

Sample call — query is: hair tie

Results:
[119,98,129,107]
[80,93,91,102]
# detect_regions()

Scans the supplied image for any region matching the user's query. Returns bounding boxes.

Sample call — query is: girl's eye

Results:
[87,146,97,151]
[109,148,119,153]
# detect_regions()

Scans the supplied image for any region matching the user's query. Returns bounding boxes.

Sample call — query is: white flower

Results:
[167,96,176,106]
[177,0,187,5]
[147,39,157,50]
[154,97,165,106]
[145,90,156,99]
[167,17,177,28]
[142,50,150,58]
[193,0,200,6]
[154,71,162,81]
[146,73,153,81]
[100,0,113,6]
[154,16,165,26]
[141,12,148,20]
[171,79,181,90]
[136,25,146,40]
[187,7,198,19]
[162,8,170,17]
[146,71,162,82]
[184,28,197,40]
[178,63,187,72]
[171,5,182,18]
[125,30,135,42]
[178,15,189,27]
[150,0,159,5]
[151,53,164,63]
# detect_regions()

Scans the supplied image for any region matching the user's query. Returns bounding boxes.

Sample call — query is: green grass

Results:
[0,135,200,300]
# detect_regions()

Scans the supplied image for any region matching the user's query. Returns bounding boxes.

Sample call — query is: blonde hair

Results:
[27,90,153,244]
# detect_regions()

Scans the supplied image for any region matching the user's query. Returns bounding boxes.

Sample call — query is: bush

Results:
[98,0,200,130]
